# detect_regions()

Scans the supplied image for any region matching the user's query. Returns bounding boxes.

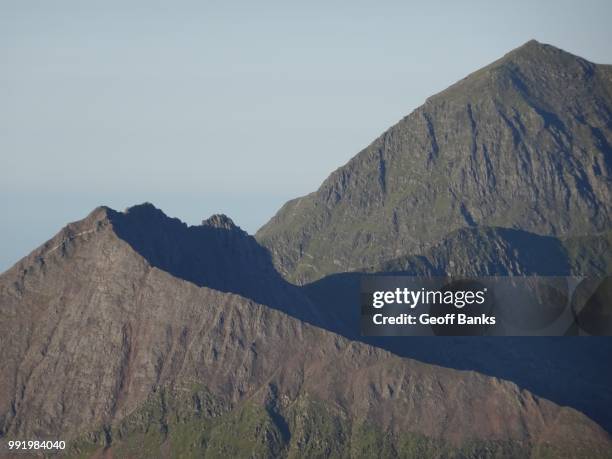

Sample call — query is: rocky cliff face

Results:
[1,206,610,458]
[256,40,612,284]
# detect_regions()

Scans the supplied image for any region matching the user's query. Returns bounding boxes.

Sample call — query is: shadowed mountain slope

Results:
[0,206,611,458]
[302,226,612,433]
[372,226,612,277]
[256,40,612,284]
[106,203,324,326]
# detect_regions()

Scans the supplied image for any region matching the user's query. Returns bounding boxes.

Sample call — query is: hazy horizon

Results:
[2,1,612,271]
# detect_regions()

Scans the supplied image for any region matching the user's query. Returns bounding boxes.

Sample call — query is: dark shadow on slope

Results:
[109,206,612,433]
[107,203,322,325]
[304,271,612,434]
[377,227,571,276]
[303,227,612,433]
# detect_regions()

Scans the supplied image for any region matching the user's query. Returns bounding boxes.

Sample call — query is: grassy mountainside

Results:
[66,387,609,459]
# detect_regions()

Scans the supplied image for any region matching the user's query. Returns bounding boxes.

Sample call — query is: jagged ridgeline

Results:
[1,40,612,459]
[0,205,610,458]
[256,40,612,284]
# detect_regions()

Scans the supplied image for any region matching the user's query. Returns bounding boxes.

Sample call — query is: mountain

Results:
[256,40,612,284]
[296,227,612,433]
[371,227,612,276]
[1,205,610,458]
[100,203,322,326]
[2,40,612,458]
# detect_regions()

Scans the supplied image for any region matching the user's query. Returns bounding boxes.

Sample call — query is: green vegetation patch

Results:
[63,389,602,458]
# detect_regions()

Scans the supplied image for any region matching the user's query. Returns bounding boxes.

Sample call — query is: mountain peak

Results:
[493,39,600,84]
[122,202,168,220]
[202,213,239,231]
[117,204,243,233]
[500,39,577,63]
[513,38,547,51]
[257,41,612,284]
[423,40,599,109]
[81,205,112,224]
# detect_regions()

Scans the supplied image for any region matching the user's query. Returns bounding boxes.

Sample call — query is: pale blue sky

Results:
[1,1,611,271]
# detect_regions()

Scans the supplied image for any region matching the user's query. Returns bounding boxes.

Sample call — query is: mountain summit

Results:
[256,40,612,283]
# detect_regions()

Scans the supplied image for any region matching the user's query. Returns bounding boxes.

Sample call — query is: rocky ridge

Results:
[0,205,610,457]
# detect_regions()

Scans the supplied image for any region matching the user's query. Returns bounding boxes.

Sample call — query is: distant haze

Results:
[1,0,612,271]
